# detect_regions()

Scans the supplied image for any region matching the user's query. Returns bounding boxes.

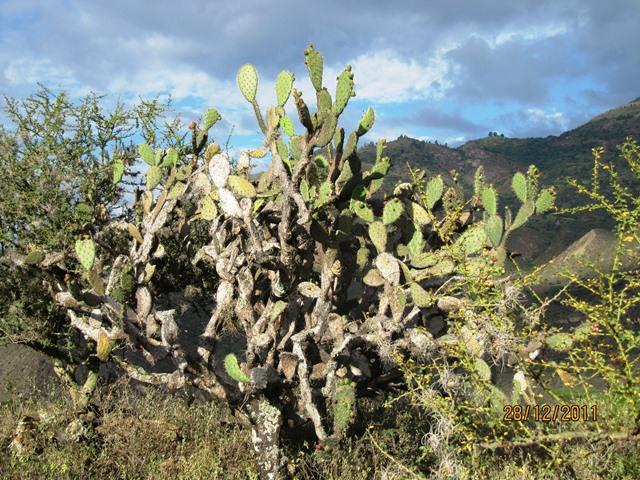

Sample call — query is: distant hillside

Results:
[359,97,640,264]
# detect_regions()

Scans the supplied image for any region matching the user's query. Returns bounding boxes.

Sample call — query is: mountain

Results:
[359,97,640,265]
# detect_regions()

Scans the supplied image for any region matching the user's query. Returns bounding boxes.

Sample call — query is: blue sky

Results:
[1,0,638,154]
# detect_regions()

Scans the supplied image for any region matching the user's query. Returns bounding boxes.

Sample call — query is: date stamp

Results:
[503,404,598,423]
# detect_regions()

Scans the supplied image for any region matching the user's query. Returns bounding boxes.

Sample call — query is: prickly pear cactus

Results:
[21,45,559,480]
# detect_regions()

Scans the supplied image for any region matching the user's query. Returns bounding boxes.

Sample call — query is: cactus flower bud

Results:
[188,120,197,130]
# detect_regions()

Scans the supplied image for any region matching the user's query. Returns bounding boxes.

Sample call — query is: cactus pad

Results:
[409,282,432,307]
[334,66,354,116]
[382,198,404,225]
[368,221,388,253]
[333,378,356,435]
[75,238,96,271]
[228,175,257,198]
[224,353,251,383]
[146,165,162,191]
[304,44,323,92]
[481,186,497,216]
[275,71,294,107]
[425,176,444,210]
[545,333,573,351]
[113,159,124,184]
[356,107,375,137]
[535,187,556,214]
[237,64,258,103]
[203,108,221,130]
[138,143,155,166]
[512,172,527,203]
[484,215,504,247]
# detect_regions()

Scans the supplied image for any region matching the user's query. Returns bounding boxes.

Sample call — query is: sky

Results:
[1,0,639,153]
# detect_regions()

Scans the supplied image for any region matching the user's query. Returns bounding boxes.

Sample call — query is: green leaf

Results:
[351,200,374,222]
[407,223,424,258]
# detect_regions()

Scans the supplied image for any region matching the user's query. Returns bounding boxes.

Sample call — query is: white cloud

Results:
[494,22,570,46]
[323,49,453,104]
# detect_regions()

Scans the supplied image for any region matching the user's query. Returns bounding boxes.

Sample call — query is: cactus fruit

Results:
[512,172,527,203]
[75,238,95,271]
[237,64,258,103]
[334,66,354,116]
[333,379,356,435]
[224,353,251,383]
[383,199,404,225]
[304,44,323,92]
[275,71,294,107]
